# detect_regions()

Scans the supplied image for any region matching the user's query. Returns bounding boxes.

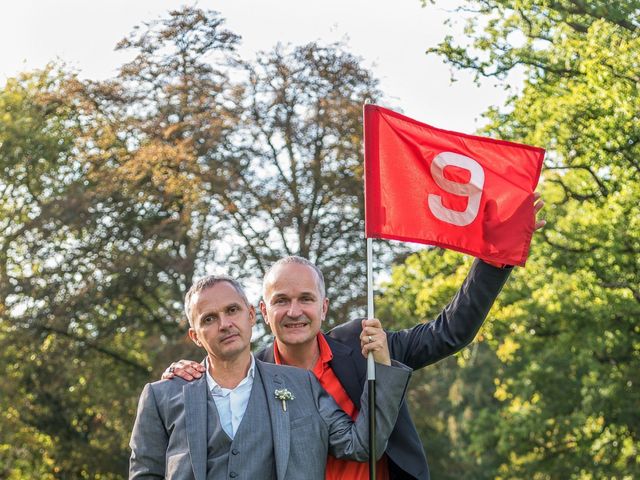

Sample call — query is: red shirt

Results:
[273,333,389,480]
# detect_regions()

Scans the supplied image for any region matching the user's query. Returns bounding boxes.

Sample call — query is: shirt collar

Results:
[312,332,333,378]
[316,332,334,364]
[272,332,333,368]
[205,354,255,393]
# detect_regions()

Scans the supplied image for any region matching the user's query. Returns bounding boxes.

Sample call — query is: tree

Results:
[0,67,128,477]
[209,41,385,318]
[379,1,640,478]
[377,250,504,479]
[106,4,242,289]
[113,7,389,317]
[1,7,392,476]
[0,68,78,480]
[0,8,242,475]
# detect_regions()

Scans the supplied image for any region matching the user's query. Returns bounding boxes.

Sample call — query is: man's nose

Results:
[287,300,303,318]
[219,314,234,329]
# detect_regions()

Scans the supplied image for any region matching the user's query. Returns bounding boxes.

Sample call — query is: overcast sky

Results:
[1,0,514,134]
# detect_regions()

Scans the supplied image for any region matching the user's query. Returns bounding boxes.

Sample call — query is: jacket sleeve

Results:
[129,383,168,479]
[315,361,411,461]
[387,258,511,369]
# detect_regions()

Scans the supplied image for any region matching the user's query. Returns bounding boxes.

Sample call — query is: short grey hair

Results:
[262,256,326,300]
[184,275,249,327]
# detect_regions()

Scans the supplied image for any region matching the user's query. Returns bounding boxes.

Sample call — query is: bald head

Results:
[262,256,326,301]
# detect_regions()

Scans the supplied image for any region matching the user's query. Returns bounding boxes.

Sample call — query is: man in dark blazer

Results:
[131,275,411,479]
[164,196,546,479]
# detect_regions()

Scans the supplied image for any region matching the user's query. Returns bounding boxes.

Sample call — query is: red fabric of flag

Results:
[364,104,544,266]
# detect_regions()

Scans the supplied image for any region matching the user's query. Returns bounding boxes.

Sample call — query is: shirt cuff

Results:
[481,259,512,269]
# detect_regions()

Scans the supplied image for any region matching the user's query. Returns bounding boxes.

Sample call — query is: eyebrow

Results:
[271,291,317,299]
[197,302,241,321]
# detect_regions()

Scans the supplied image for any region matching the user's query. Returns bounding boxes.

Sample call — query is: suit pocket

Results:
[290,414,313,430]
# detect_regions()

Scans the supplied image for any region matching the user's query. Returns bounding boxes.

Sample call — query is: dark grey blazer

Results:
[129,359,411,480]
[257,259,512,479]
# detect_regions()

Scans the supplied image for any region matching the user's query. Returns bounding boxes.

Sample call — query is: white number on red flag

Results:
[427,152,485,226]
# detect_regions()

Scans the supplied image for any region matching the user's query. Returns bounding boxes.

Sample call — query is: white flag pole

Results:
[366,237,376,480]
[367,237,376,379]
[367,232,377,480]
[364,99,377,480]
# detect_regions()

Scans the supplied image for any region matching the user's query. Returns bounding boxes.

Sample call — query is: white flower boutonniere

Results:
[274,388,295,412]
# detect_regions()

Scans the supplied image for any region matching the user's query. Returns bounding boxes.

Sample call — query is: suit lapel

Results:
[255,343,275,363]
[325,334,366,410]
[184,377,208,480]
[257,361,290,480]
[261,336,366,409]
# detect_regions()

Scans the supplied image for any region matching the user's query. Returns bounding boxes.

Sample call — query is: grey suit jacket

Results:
[129,358,411,480]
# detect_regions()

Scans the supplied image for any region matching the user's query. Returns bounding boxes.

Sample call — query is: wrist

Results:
[482,259,511,269]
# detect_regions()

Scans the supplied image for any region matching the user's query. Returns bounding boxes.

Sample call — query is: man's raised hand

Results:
[360,318,391,366]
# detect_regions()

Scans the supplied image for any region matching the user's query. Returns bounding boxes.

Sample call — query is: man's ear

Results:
[259,300,268,324]
[321,297,329,322]
[188,328,202,347]
[249,305,256,327]
[259,300,276,334]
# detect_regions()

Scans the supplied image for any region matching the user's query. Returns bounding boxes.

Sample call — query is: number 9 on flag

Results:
[363,104,544,266]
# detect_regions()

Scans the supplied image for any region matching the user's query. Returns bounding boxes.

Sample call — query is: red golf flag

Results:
[364,104,544,266]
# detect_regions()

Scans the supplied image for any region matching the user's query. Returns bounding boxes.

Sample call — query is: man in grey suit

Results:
[129,274,411,480]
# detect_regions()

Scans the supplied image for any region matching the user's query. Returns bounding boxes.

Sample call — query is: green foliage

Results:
[0,8,240,475]
[380,1,640,478]
[0,64,198,477]
[378,251,505,479]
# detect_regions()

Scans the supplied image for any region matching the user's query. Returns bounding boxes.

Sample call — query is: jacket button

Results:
[230,473,237,478]
[231,448,239,455]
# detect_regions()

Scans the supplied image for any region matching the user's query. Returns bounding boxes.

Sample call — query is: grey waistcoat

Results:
[206,368,276,480]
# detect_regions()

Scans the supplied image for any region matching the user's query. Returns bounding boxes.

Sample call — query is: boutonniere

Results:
[274,388,295,412]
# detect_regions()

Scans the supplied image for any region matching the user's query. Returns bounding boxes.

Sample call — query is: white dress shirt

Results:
[205,355,256,439]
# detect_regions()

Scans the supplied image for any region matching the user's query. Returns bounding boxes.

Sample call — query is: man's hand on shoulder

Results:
[360,319,391,366]
[161,359,204,381]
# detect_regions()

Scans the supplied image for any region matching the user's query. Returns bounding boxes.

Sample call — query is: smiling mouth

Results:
[284,322,308,329]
